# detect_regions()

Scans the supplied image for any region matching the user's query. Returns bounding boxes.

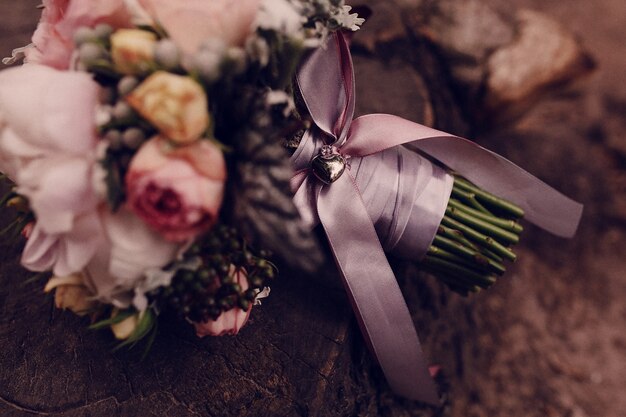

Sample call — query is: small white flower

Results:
[256,0,306,36]
[332,5,365,31]
[2,44,33,65]
[266,90,296,117]
[254,287,271,305]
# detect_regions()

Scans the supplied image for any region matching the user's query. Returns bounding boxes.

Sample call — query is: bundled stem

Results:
[421,175,525,295]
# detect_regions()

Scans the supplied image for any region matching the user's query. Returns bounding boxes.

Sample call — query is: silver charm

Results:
[311,145,347,184]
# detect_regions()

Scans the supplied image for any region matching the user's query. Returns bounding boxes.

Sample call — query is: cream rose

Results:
[126,71,209,144]
[111,28,157,74]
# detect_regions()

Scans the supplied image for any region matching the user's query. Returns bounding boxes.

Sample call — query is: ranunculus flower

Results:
[0,65,104,276]
[110,28,157,74]
[138,0,261,54]
[126,71,209,144]
[193,267,252,337]
[125,137,226,242]
[26,0,132,69]
[44,273,98,316]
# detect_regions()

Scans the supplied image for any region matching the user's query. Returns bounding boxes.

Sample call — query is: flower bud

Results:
[104,129,123,150]
[122,127,145,149]
[93,23,114,40]
[73,27,97,46]
[154,39,181,71]
[193,266,251,337]
[192,51,222,84]
[110,310,141,340]
[111,29,157,75]
[44,274,98,317]
[78,42,107,66]
[117,75,139,96]
[112,101,135,122]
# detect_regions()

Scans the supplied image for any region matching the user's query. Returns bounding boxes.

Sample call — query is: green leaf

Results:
[112,309,156,351]
[88,309,135,330]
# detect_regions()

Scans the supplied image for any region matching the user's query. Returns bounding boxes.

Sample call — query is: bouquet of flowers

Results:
[0,0,582,404]
[0,0,363,343]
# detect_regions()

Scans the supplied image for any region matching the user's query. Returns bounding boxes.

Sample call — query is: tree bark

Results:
[0,1,605,416]
[0,2,473,416]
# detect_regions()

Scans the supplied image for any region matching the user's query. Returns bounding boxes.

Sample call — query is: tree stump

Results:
[0,1,603,416]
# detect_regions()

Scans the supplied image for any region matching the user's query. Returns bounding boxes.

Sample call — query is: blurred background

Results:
[0,1,624,416]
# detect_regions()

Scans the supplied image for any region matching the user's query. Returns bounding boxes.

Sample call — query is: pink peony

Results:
[26,0,132,69]
[193,267,252,337]
[126,137,226,242]
[0,65,103,276]
[138,0,261,54]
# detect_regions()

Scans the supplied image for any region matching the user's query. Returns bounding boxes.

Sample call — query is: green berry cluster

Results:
[152,225,275,323]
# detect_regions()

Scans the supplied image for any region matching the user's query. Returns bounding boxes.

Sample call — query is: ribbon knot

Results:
[291,32,582,404]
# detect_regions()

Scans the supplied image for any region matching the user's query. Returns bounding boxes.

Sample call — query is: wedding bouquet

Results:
[0,0,363,343]
[0,0,582,404]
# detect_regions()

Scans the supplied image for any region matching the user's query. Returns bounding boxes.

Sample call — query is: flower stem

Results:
[453,177,525,219]
[448,198,523,233]
[441,215,517,262]
[431,236,506,275]
[421,174,525,295]
[450,186,491,214]
[422,255,497,289]
[445,206,520,245]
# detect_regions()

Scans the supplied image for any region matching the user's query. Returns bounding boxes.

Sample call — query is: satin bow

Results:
[290,32,583,404]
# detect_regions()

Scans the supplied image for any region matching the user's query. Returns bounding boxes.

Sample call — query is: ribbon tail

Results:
[317,173,439,404]
[344,114,583,238]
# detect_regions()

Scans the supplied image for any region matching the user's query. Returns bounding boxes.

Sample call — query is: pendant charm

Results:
[311,145,346,184]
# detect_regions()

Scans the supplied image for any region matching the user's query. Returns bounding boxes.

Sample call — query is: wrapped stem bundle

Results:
[0,0,582,405]
[423,175,525,295]
[291,31,582,402]
[0,1,363,344]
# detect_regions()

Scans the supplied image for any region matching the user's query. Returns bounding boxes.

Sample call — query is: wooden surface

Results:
[1,1,626,416]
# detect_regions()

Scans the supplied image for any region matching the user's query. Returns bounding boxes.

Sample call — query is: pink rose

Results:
[138,0,261,54]
[126,137,226,242]
[193,267,252,337]
[26,0,132,69]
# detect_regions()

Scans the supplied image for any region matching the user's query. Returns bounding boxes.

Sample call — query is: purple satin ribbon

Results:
[291,32,583,404]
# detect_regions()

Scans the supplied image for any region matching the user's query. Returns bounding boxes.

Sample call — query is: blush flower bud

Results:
[193,266,252,337]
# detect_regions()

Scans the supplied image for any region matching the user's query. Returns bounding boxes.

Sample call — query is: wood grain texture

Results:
[3,1,623,417]
[0,2,467,416]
